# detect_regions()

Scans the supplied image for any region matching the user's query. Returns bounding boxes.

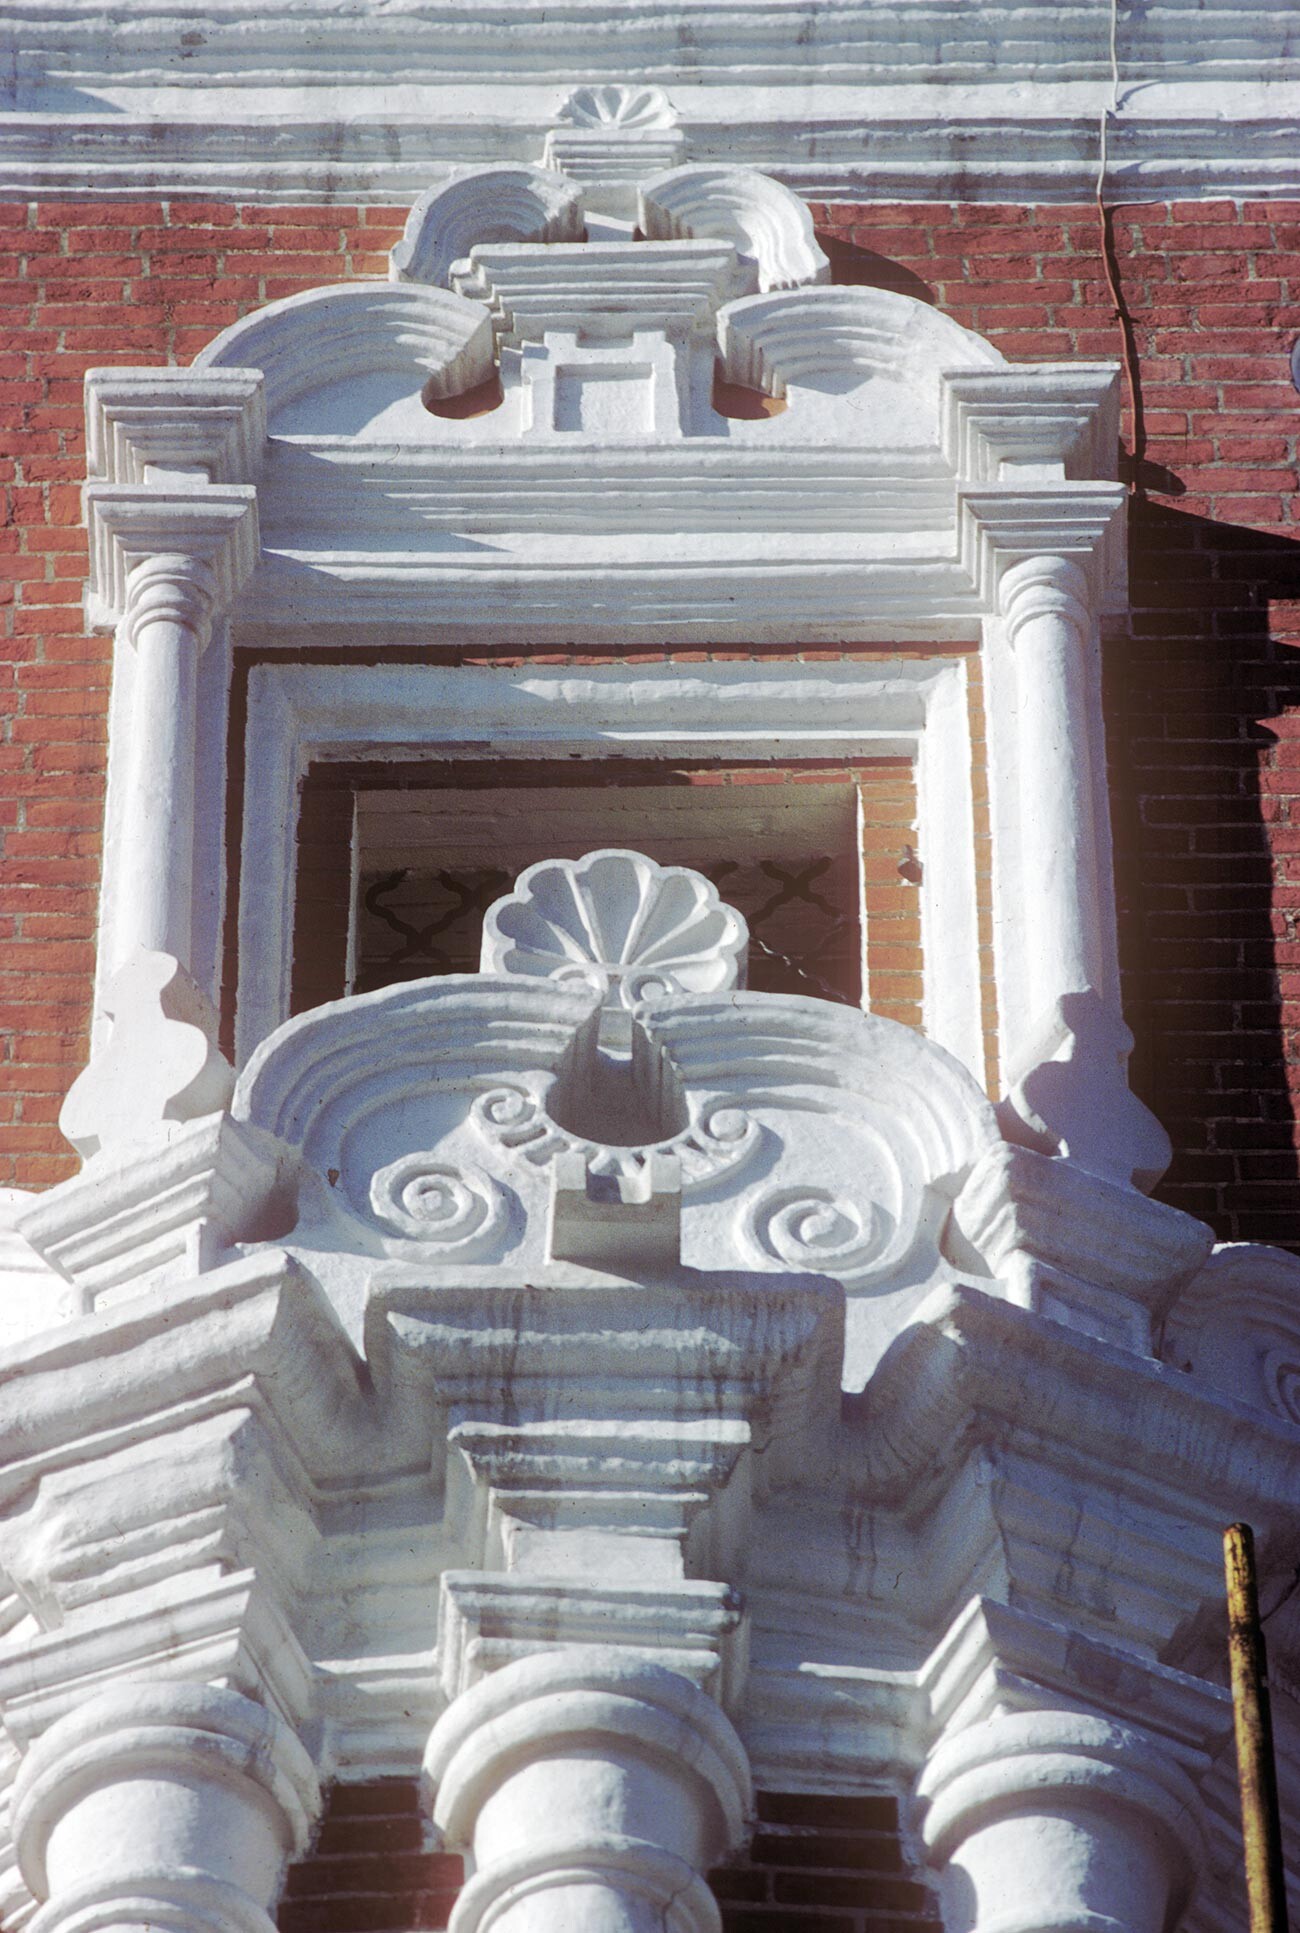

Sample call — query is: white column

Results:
[11,1684,320,1933]
[1000,554,1111,1017]
[114,553,221,970]
[424,1648,752,1933]
[918,1710,1205,1933]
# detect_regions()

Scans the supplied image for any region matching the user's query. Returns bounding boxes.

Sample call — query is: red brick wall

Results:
[4,196,1300,1243]
[1,202,405,1186]
[278,1781,939,1933]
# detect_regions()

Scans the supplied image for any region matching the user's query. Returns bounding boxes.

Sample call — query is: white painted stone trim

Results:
[12,1683,320,1933]
[425,1649,751,1933]
[4,72,1300,203]
[230,658,982,1075]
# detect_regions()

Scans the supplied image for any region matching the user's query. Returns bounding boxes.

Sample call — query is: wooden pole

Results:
[1225,1522,1289,1932]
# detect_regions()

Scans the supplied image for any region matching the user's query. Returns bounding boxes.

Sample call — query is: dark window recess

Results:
[277,1785,940,1933]
[348,773,863,1007]
[353,853,860,1005]
[284,760,904,1024]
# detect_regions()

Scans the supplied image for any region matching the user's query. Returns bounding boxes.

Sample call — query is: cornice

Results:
[3,82,1299,203]
[848,1281,1300,1524]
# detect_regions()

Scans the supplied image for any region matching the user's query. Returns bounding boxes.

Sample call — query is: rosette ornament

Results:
[480,850,748,1046]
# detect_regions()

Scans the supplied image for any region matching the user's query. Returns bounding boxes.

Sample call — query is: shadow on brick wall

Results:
[1111,502,1300,1250]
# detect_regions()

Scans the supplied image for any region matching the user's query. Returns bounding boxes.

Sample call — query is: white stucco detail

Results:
[3,142,1299,1933]
[425,1651,751,1933]
[3,5,1299,201]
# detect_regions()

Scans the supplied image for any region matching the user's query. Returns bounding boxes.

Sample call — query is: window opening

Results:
[350,776,860,1002]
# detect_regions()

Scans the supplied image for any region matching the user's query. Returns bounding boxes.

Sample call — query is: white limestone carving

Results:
[998,987,1172,1192]
[470,1081,759,1192]
[547,1148,683,1270]
[195,283,497,416]
[390,166,586,289]
[639,164,829,292]
[450,238,743,342]
[232,870,997,1386]
[104,237,1142,1168]
[59,950,234,1163]
[997,557,1116,1018]
[12,1684,319,1933]
[233,977,594,1268]
[8,836,1300,1930]
[369,1153,509,1255]
[480,849,748,1041]
[18,1109,281,1309]
[941,365,1123,485]
[636,992,999,1373]
[436,1572,745,1707]
[14,125,1300,1933]
[742,1185,884,1281]
[1163,1243,1300,1425]
[558,85,680,134]
[424,1649,751,1933]
[83,479,259,1048]
[84,487,258,641]
[952,1140,1212,1349]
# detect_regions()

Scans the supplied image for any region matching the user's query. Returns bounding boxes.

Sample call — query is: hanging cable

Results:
[1095,0,1147,495]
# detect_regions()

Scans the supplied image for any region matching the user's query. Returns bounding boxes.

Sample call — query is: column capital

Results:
[958,482,1126,618]
[919,1707,1205,1870]
[996,551,1093,642]
[424,1647,751,1933]
[85,368,265,489]
[85,484,258,633]
[121,553,224,653]
[13,1682,319,1933]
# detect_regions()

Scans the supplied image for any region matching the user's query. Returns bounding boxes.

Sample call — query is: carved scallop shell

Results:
[480,850,748,1033]
[558,85,678,131]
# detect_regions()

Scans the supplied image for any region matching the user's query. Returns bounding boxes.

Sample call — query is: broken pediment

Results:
[228,851,999,1385]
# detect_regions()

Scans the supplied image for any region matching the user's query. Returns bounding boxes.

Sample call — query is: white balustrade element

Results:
[424,1649,752,1933]
[11,1683,320,1933]
[59,541,243,1160]
[918,1709,1205,1933]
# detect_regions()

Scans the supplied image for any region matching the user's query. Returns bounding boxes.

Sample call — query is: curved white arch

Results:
[195,283,496,415]
[639,164,828,293]
[717,285,1005,400]
[639,992,997,1188]
[234,975,600,1156]
[390,165,586,288]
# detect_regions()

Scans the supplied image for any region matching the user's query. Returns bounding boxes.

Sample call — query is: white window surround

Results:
[74,156,1162,1191]
[232,657,981,1073]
